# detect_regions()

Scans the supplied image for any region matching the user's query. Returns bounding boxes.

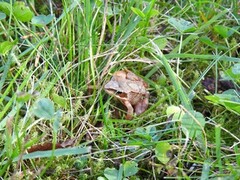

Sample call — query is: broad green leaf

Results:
[123,161,138,177]
[104,168,119,180]
[158,74,167,86]
[200,36,228,50]
[0,1,11,15]
[32,98,55,119]
[205,90,240,114]
[181,110,205,138]
[0,40,17,55]
[153,37,168,50]
[135,127,146,136]
[135,36,167,51]
[214,25,235,38]
[205,94,220,103]
[74,156,89,169]
[232,63,240,75]
[13,1,34,22]
[223,101,240,114]
[200,159,211,180]
[52,93,66,108]
[168,17,195,33]
[0,12,6,20]
[131,7,145,19]
[155,142,171,164]
[97,177,106,180]
[95,0,103,7]
[0,1,34,22]
[134,126,160,142]
[148,8,159,18]
[32,14,54,27]
[53,110,62,134]
[136,36,149,45]
[166,105,185,121]
[145,126,157,138]
[224,69,240,81]
[199,36,216,48]
[222,90,240,102]
[16,92,32,103]
[118,164,124,179]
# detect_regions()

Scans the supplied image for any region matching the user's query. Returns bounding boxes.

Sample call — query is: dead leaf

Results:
[27,139,75,153]
[202,77,237,93]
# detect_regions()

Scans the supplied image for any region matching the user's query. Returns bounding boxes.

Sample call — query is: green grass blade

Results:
[165,53,240,63]
[0,55,12,92]
[10,146,91,162]
[151,41,192,110]
[200,159,211,180]
[215,124,222,173]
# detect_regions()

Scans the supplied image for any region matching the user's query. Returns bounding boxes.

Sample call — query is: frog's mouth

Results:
[105,88,124,96]
[104,80,125,95]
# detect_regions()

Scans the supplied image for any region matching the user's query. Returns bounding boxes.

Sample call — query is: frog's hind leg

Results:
[134,98,148,115]
[123,100,134,120]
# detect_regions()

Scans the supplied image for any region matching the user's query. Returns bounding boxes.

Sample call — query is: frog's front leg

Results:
[122,100,134,120]
[134,97,148,115]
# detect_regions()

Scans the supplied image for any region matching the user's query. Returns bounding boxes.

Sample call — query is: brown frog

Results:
[104,69,149,119]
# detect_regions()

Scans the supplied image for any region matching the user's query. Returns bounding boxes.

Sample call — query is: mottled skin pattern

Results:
[104,69,149,120]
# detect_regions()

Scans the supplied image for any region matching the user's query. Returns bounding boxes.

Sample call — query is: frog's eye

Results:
[115,91,122,95]
[116,92,126,98]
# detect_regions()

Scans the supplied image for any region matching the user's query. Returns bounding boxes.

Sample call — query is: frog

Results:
[104,69,149,119]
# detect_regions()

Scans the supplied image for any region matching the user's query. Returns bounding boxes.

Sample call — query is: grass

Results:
[0,0,240,179]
